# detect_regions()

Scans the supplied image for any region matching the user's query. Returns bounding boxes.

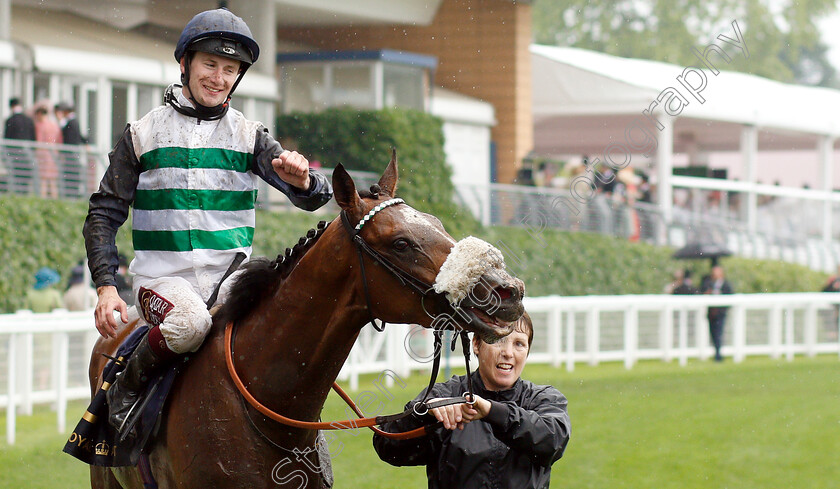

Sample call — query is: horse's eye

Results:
[393,238,411,251]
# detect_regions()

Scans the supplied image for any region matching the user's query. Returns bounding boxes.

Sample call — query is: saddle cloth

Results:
[63,325,185,467]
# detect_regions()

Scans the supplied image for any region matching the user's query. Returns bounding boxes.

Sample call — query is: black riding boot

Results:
[106,333,167,434]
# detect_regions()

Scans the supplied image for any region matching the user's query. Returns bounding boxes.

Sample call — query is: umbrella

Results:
[672,242,732,266]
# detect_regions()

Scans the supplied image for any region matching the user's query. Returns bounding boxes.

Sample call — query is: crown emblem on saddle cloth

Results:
[95,441,112,456]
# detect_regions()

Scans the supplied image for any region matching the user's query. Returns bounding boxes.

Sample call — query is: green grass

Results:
[3,356,839,488]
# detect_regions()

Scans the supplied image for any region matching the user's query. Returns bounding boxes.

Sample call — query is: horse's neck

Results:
[232,242,365,422]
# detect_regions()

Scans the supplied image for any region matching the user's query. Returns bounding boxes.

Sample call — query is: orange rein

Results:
[224,321,429,440]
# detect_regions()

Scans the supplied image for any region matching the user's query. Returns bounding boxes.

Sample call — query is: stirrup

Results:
[116,397,141,435]
[116,382,161,443]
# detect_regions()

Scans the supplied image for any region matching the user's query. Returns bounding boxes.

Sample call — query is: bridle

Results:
[225,196,477,441]
[339,198,441,331]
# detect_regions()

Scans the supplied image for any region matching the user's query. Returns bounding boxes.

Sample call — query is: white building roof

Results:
[531,44,840,155]
[10,6,277,99]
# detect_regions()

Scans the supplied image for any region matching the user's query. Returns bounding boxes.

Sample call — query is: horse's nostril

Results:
[495,287,513,301]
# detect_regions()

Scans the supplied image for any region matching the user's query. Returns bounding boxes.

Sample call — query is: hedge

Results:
[277,107,480,238]
[0,194,830,313]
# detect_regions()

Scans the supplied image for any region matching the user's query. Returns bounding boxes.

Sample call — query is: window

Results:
[283,65,326,113]
[332,64,375,109]
[111,84,129,147]
[252,99,275,131]
[384,64,425,111]
[137,84,158,117]
[278,50,435,115]
[33,73,50,103]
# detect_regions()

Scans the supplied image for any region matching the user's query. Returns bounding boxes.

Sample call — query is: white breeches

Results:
[132,276,212,354]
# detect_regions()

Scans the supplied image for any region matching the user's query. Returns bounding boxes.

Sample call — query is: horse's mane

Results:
[215,219,330,325]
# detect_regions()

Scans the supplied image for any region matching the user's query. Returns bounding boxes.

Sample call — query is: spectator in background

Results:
[3,98,36,183]
[673,269,698,295]
[63,264,97,311]
[638,173,652,203]
[701,265,734,362]
[4,97,36,141]
[664,269,684,294]
[54,102,87,197]
[33,102,62,198]
[25,267,64,312]
[54,102,85,145]
[822,265,840,293]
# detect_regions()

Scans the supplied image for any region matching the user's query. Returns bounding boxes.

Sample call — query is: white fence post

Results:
[660,304,673,363]
[586,309,599,367]
[805,304,817,358]
[548,306,562,368]
[565,310,575,372]
[732,305,746,363]
[57,332,69,433]
[6,332,16,445]
[678,307,688,367]
[698,308,711,361]
[624,306,638,370]
[20,332,33,415]
[785,307,795,362]
[769,305,782,360]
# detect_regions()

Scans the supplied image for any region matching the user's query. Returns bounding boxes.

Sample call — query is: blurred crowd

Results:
[518,155,653,242]
[3,96,88,198]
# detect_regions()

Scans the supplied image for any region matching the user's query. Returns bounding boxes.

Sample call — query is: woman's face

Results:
[474,329,530,391]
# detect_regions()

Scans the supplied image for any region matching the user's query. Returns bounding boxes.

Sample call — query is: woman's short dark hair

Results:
[475,311,534,351]
[515,311,534,349]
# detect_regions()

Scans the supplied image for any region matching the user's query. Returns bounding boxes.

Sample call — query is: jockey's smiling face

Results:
[180,51,241,107]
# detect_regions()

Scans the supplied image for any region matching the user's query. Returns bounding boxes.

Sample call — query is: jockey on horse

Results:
[83,8,333,436]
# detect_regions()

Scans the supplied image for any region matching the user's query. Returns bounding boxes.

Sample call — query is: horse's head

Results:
[333,151,524,342]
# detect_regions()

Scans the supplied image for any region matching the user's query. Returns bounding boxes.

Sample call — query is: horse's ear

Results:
[377,148,399,197]
[332,163,363,214]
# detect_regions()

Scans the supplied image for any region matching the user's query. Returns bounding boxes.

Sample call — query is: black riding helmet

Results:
[169,8,260,120]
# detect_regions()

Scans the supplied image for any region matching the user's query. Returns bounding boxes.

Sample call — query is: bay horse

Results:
[87,153,524,488]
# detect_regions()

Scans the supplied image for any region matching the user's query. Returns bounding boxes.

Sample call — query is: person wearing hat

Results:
[83,8,333,434]
[63,264,97,311]
[54,102,85,145]
[25,267,64,313]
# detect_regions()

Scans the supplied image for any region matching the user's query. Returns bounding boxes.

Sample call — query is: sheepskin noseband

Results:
[433,236,506,305]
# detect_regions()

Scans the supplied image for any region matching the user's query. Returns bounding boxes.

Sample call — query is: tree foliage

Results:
[533,0,838,86]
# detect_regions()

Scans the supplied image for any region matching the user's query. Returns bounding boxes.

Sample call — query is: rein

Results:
[224,321,476,440]
[224,196,478,441]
